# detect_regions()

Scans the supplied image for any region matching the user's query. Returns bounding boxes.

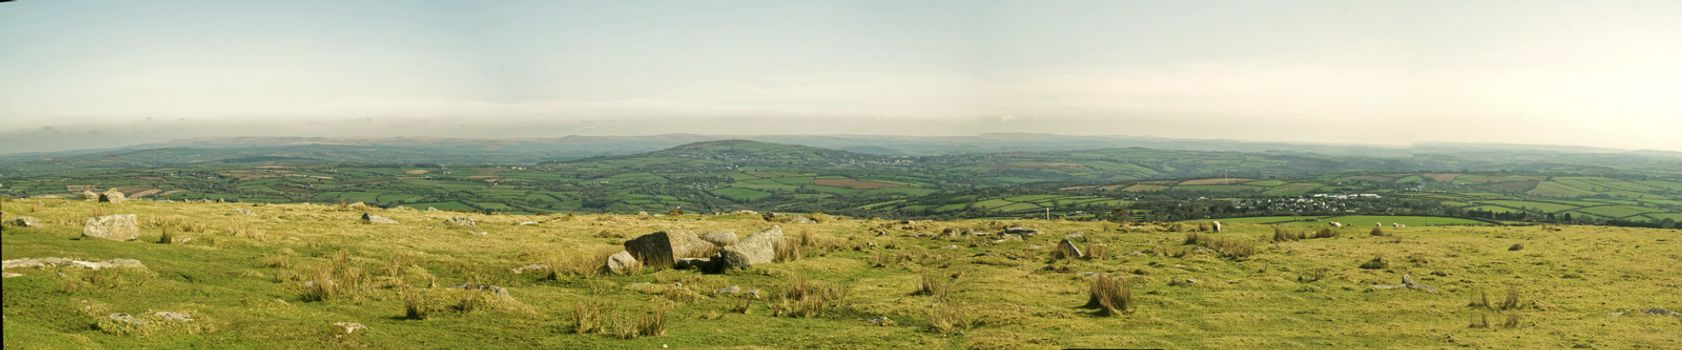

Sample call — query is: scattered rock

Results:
[675,257,720,272]
[1003,226,1039,236]
[346,202,370,210]
[444,217,477,227]
[868,316,896,327]
[153,311,193,322]
[991,235,1024,244]
[98,190,127,204]
[231,208,254,216]
[1169,278,1198,286]
[605,251,640,274]
[1508,243,1524,251]
[790,216,816,224]
[80,191,100,201]
[361,213,398,225]
[701,230,739,247]
[1372,274,1438,293]
[1359,256,1389,270]
[624,231,718,269]
[716,285,743,295]
[509,263,549,274]
[107,313,144,326]
[6,216,42,227]
[332,322,367,335]
[1055,238,1086,259]
[1064,232,1086,241]
[82,214,140,241]
[516,221,539,226]
[450,283,509,296]
[720,226,784,269]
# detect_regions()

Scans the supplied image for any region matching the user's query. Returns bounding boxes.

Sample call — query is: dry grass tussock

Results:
[1083,273,1133,316]
[1183,233,1256,259]
[771,277,849,318]
[573,301,667,339]
[549,246,622,279]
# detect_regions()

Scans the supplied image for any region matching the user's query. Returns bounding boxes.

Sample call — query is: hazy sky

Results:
[3,0,1680,153]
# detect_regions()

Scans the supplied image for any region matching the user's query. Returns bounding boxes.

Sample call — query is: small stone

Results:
[361,213,399,225]
[444,217,477,227]
[5,216,43,227]
[333,322,366,335]
[450,283,509,297]
[716,285,743,295]
[153,311,193,322]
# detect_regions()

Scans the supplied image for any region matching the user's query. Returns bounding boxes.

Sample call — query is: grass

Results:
[2,198,1680,348]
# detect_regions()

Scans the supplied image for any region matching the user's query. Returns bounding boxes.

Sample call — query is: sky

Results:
[2,0,1680,153]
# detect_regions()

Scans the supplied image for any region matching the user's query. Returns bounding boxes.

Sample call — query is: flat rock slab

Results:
[624,231,717,269]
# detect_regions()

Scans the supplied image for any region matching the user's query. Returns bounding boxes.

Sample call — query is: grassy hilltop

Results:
[2,198,1680,349]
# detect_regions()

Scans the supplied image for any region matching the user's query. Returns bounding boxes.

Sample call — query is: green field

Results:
[4,199,1678,348]
[1208,215,1489,227]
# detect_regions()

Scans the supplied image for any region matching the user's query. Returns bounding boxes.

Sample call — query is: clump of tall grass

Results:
[548,247,619,280]
[914,270,954,301]
[1499,286,1520,310]
[1083,273,1133,316]
[297,250,371,302]
[1468,288,1491,308]
[402,288,435,320]
[1469,313,1490,328]
[774,239,803,262]
[927,302,974,334]
[1370,226,1387,237]
[771,277,848,318]
[1183,233,1256,259]
[572,301,608,334]
[1272,226,1305,242]
[611,307,668,339]
[1085,243,1109,260]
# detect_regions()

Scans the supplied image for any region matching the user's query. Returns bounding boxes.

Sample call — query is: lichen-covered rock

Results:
[444,217,477,227]
[99,190,127,204]
[1055,238,1086,259]
[720,226,784,269]
[605,251,639,274]
[332,322,366,335]
[83,214,139,241]
[6,216,42,228]
[701,230,739,247]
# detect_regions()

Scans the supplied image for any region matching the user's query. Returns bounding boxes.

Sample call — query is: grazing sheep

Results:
[1329,221,1345,228]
